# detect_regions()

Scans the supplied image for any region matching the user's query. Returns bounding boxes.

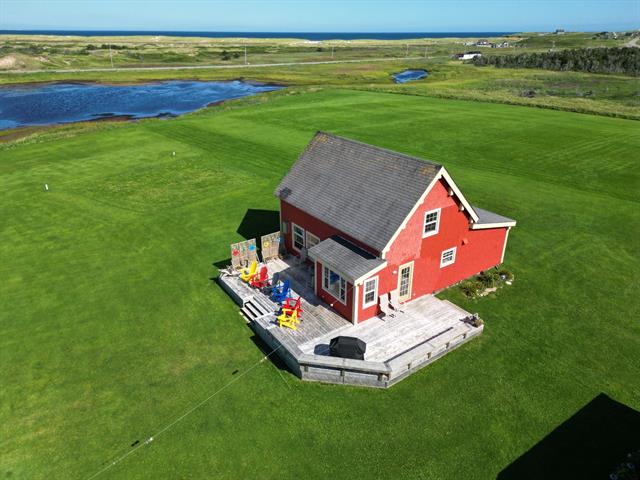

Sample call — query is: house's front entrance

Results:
[398,261,414,302]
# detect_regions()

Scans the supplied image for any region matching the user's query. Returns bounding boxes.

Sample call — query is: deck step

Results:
[252,295,277,314]
[241,301,262,322]
[241,299,276,322]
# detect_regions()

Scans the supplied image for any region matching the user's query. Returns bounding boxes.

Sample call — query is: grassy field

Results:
[2,54,638,122]
[1,88,639,479]
[0,31,630,71]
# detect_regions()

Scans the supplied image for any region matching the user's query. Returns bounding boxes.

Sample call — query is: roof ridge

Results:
[314,131,443,169]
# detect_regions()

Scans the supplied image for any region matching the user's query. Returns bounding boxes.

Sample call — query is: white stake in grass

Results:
[44,183,49,191]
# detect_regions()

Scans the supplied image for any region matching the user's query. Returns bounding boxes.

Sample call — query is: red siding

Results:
[280,200,379,257]
[315,261,354,322]
[280,182,510,325]
[355,179,508,323]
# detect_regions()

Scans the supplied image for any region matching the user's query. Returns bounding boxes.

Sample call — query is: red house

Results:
[275,132,516,324]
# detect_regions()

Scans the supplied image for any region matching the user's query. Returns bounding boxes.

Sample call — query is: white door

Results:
[397,262,414,302]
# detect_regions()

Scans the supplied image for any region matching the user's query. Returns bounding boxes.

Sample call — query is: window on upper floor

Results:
[423,208,441,238]
[440,247,456,267]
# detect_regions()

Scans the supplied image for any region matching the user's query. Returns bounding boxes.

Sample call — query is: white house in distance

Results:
[455,51,482,60]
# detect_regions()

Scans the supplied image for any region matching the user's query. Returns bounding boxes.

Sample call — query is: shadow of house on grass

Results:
[498,393,640,480]
[236,208,280,242]
[212,208,280,272]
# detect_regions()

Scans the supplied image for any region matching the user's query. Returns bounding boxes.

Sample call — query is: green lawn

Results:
[1,89,639,479]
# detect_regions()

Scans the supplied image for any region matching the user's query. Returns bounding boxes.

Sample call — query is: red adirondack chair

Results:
[281,296,302,317]
[250,265,270,289]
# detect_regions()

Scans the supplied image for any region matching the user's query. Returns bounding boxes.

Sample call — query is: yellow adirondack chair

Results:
[278,309,300,330]
[240,261,258,283]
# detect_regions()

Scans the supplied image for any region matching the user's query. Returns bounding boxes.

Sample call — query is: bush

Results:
[460,279,483,298]
[478,269,500,288]
[472,47,640,76]
[497,268,514,281]
[459,268,514,297]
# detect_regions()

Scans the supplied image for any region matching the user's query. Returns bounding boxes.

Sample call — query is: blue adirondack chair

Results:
[270,279,290,304]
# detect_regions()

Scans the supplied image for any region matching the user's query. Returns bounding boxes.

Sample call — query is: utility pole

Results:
[244,45,247,64]
[108,43,114,68]
[406,43,409,57]
[331,45,334,59]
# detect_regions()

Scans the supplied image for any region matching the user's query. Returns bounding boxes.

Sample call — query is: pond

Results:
[0,80,283,130]
[392,69,429,83]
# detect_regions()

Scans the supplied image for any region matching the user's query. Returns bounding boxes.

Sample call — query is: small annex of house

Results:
[219,132,516,387]
[276,132,516,325]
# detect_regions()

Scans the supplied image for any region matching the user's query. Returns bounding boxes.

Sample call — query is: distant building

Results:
[476,39,493,47]
[454,51,482,60]
[555,28,566,35]
[492,41,510,48]
[595,31,618,39]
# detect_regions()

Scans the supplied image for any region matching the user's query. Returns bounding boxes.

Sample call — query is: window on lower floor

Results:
[323,266,346,303]
[362,277,378,308]
[440,247,456,267]
[292,223,305,251]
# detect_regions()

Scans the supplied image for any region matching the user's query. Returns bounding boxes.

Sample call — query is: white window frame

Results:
[322,265,347,304]
[305,231,320,249]
[292,223,305,252]
[440,247,457,268]
[423,208,441,238]
[362,276,378,309]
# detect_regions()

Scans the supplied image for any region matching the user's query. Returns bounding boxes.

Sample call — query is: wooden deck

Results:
[298,295,476,362]
[218,255,483,387]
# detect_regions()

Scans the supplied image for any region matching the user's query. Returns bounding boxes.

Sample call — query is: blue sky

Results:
[1,0,637,32]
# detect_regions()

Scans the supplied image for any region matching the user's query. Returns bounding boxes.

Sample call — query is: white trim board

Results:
[470,220,517,230]
[500,227,511,263]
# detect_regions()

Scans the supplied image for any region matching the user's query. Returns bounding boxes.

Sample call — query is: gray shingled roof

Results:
[473,206,516,226]
[275,132,442,252]
[308,236,386,282]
